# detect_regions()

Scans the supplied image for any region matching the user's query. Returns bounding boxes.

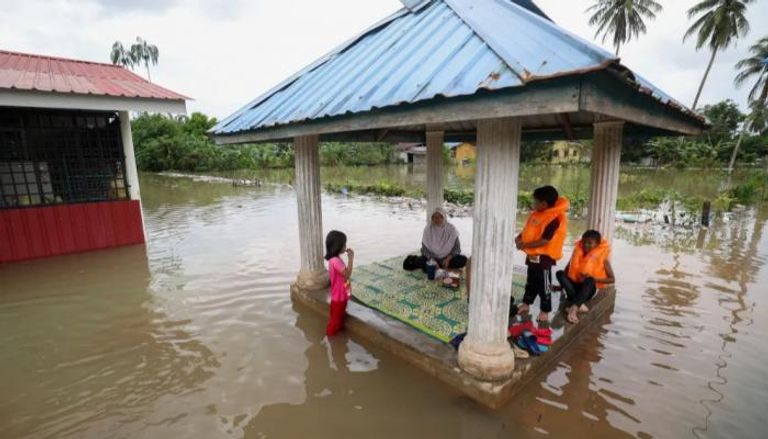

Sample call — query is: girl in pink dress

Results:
[324,230,354,336]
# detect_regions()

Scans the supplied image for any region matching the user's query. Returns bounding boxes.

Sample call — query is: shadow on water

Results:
[0,246,219,439]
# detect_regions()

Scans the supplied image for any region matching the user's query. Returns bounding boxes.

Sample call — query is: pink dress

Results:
[326,256,350,336]
[328,256,350,302]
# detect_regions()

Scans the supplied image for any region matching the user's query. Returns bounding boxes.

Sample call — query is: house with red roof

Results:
[0,49,188,263]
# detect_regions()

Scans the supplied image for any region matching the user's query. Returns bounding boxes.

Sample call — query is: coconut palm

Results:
[685,0,754,110]
[130,37,160,82]
[586,0,663,56]
[745,100,767,134]
[727,101,767,172]
[734,37,768,105]
[109,41,134,69]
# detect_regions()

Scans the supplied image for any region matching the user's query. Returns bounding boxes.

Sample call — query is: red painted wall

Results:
[0,200,145,263]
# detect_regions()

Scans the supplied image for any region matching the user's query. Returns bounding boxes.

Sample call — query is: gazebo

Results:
[212,0,705,404]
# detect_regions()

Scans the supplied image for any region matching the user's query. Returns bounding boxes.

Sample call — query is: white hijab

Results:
[422,207,459,258]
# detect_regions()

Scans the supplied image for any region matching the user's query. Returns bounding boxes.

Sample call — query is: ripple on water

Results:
[1,176,767,439]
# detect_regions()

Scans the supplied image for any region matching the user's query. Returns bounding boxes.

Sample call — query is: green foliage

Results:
[444,188,474,205]
[521,141,553,163]
[325,181,411,197]
[320,143,395,166]
[131,113,395,172]
[734,36,768,105]
[702,99,744,145]
[179,112,218,137]
[621,99,768,167]
[617,188,706,212]
[648,137,722,168]
[110,37,160,80]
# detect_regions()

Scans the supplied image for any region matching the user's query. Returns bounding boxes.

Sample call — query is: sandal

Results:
[512,344,530,359]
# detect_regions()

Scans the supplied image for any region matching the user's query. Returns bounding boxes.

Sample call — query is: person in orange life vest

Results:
[325,230,354,336]
[515,186,569,323]
[555,229,615,324]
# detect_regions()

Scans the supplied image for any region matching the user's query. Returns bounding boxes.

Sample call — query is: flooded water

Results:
[1,168,766,439]
[223,164,759,200]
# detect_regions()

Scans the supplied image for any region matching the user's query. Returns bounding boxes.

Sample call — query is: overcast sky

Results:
[1,0,766,119]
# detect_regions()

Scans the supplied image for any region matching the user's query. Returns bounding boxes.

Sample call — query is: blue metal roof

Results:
[212,0,686,136]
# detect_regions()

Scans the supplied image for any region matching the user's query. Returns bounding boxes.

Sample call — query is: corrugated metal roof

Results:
[0,49,188,101]
[212,0,690,136]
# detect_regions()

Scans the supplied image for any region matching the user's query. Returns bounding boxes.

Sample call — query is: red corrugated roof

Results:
[0,49,188,100]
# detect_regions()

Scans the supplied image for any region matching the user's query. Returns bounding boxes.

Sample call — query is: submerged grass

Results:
[325,182,590,212]
[325,177,768,214]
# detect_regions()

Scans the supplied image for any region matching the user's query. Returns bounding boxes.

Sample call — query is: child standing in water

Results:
[516,186,569,322]
[325,230,354,336]
[556,230,615,324]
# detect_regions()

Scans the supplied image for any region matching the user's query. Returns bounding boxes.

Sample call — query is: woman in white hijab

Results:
[420,207,467,269]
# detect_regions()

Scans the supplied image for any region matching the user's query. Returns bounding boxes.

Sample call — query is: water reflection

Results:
[0,246,218,439]
[514,313,639,438]
[1,174,766,439]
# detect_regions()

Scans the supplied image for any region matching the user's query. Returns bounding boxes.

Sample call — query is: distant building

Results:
[397,143,427,165]
[450,142,476,166]
[550,141,589,164]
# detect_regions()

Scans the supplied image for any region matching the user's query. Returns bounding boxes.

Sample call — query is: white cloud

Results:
[1,0,766,119]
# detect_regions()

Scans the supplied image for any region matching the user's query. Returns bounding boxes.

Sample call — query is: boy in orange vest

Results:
[556,230,615,324]
[515,186,569,322]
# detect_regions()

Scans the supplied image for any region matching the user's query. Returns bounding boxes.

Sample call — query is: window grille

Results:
[0,108,129,209]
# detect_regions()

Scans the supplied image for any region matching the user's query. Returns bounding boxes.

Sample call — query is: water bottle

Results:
[426,259,437,280]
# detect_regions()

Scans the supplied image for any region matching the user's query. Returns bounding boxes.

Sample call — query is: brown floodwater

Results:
[1,171,766,439]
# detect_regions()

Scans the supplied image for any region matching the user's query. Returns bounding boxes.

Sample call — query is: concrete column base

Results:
[458,339,515,382]
[295,269,329,292]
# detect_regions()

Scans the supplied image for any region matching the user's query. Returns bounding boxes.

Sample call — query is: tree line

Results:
[130,113,398,172]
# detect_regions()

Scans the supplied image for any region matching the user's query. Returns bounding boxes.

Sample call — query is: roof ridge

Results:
[0,49,124,69]
[443,0,617,82]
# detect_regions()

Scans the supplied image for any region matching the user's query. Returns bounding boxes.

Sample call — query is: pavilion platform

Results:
[291,256,616,409]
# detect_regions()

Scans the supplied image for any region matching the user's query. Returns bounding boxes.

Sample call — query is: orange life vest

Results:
[521,196,569,261]
[567,239,611,288]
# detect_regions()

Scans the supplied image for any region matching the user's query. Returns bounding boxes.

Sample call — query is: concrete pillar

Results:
[587,121,624,242]
[119,111,146,241]
[119,111,140,201]
[294,135,328,291]
[426,131,444,220]
[458,117,521,381]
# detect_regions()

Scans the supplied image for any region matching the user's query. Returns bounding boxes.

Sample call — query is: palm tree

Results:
[685,0,754,110]
[727,101,767,172]
[734,37,768,105]
[586,0,663,56]
[110,41,134,69]
[130,37,160,82]
[745,100,767,134]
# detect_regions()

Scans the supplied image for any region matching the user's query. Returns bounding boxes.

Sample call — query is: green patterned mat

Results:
[351,256,527,343]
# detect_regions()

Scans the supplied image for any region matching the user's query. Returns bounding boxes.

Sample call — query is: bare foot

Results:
[518,303,530,315]
[537,311,549,322]
[567,306,579,324]
[579,304,589,313]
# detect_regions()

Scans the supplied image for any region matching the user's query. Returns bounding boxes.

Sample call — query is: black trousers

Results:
[522,264,552,312]
[415,254,468,271]
[555,271,596,306]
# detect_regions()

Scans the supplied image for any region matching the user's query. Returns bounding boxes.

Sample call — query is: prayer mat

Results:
[351,255,527,343]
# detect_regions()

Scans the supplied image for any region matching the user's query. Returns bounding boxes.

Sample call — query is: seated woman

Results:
[419,207,468,270]
[555,230,615,324]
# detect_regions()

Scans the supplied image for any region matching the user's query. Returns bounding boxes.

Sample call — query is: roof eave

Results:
[0,89,188,114]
